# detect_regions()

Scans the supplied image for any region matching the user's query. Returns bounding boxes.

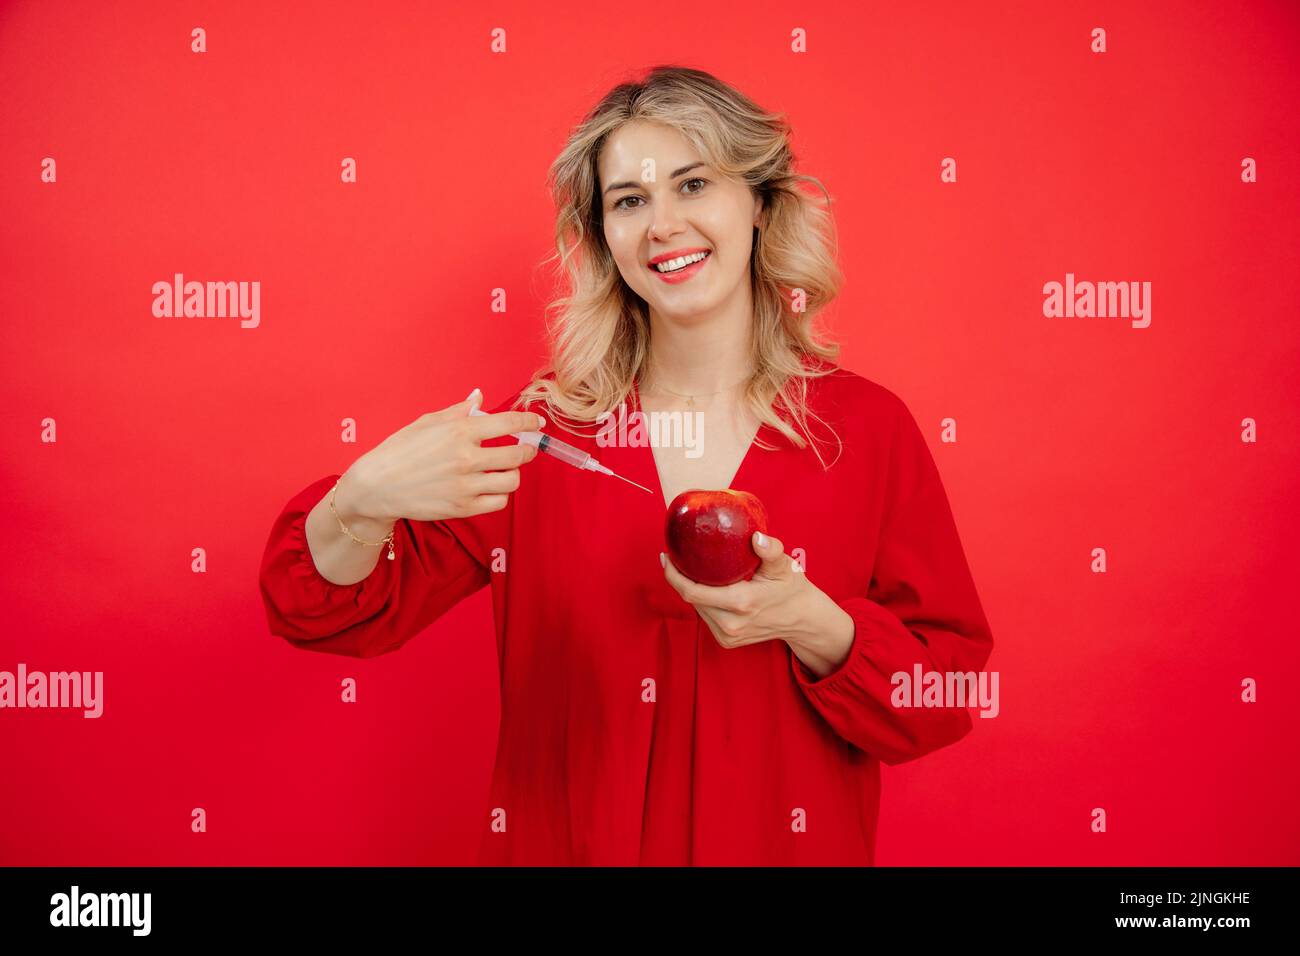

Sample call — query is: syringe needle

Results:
[582,454,654,494]
[608,471,654,495]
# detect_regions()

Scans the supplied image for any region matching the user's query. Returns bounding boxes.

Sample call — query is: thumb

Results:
[751,530,790,575]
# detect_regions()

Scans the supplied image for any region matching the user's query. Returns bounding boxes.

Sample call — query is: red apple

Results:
[664,489,770,587]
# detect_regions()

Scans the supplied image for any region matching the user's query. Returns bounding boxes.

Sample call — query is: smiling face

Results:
[598,120,762,323]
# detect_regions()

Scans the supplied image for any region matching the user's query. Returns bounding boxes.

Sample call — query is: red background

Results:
[2,0,1297,865]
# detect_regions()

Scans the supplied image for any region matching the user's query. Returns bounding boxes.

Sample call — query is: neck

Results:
[642,287,754,397]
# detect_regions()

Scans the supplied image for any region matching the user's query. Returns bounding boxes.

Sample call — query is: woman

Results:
[258,66,993,866]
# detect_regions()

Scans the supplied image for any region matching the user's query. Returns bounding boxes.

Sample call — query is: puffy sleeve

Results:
[258,473,491,659]
[789,396,994,765]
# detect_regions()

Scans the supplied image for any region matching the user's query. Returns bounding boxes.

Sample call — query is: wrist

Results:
[334,470,396,538]
[787,586,854,662]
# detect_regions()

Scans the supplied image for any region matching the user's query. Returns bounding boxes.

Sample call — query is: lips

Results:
[648,249,712,285]
[648,247,711,267]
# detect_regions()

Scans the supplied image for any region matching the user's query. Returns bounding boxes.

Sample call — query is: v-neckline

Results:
[631,376,768,511]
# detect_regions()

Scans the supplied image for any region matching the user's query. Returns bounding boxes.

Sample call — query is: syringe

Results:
[468,405,653,495]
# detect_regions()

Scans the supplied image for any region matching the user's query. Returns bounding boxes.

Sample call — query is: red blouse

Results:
[258,365,994,865]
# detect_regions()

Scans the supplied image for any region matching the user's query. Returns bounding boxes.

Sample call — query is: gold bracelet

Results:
[329,477,396,561]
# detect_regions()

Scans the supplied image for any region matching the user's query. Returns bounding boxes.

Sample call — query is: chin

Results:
[656,297,720,324]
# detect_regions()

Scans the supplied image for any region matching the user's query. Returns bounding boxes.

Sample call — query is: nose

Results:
[648,194,687,242]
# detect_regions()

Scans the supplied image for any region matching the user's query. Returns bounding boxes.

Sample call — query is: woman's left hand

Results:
[660,530,832,651]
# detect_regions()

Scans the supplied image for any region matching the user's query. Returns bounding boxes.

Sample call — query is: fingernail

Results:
[755,531,767,548]
[659,552,666,568]
[536,414,548,428]
[467,387,481,403]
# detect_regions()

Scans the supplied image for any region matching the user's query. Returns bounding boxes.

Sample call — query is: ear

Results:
[752,192,763,228]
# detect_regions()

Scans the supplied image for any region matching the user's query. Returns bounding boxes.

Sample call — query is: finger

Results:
[469,409,549,442]
[418,388,483,426]
[697,608,739,648]
[467,468,523,496]
[698,611,726,645]
[457,492,509,517]
[658,552,742,609]
[451,387,485,417]
[691,583,751,614]
[475,441,539,471]
[710,608,747,643]
[660,551,695,599]
[660,552,747,612]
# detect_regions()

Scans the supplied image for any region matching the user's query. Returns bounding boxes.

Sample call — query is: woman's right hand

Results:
[336,390,547,524]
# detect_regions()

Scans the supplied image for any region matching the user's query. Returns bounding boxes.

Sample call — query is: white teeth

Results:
[654,251,709,273]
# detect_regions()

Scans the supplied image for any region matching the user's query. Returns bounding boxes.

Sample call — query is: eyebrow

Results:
[603,161,707,196]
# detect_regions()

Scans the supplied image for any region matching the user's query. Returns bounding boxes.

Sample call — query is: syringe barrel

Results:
[534,433,593,469]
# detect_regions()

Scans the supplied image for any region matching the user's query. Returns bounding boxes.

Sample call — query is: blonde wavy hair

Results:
[514,64,846,469]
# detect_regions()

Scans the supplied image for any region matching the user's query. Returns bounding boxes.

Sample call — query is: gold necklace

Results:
[641,368,753,409]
